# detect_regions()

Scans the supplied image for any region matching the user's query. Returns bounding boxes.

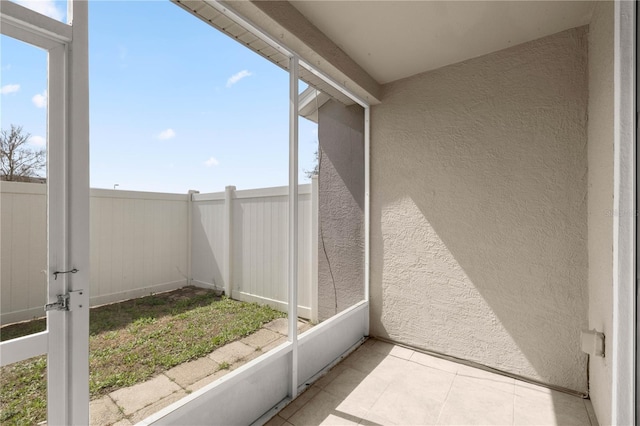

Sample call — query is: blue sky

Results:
[1,0,318,193]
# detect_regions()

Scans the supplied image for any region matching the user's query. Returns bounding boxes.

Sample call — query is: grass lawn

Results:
[0,287,285,425]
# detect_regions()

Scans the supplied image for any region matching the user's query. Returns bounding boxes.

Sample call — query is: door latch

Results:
[45,294,70,311]
[44,290,85,312]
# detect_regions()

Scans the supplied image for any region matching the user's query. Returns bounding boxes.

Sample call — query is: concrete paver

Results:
[129,390,188,424]
[264,318,289,335]
[89,396,123,426]
[209,340,255,364]
[242,328,281,349]
[164,356,220,388]
[110,375,181,415]
[87,318,307,425]
[186,368,231,392]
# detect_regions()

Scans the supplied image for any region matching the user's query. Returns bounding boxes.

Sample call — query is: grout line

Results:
[434,374,456,425]
[512,386,516,425]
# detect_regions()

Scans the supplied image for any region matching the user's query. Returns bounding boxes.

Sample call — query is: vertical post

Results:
[288,55,299,398]
[223,185,235,297]
[310,175,319,324]
[187,190,199,286]
[612,1,636,424]
[62,0,90,423]
[364,106,370,336]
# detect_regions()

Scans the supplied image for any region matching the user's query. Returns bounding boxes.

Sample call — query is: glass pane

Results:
[300,78,366,323]
[8,0,69,24]
[0,34,49,424]
[88,2,290,422]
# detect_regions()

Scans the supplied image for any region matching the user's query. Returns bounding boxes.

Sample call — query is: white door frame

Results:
[0,1,90,424]
[613,1,636,425]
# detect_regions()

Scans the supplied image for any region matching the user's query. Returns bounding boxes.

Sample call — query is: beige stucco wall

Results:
[317,100,365,320]
[370,27,589,392]
[587,2,614,424]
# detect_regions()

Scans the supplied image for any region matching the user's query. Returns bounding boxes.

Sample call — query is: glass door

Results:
[0,2,90,424]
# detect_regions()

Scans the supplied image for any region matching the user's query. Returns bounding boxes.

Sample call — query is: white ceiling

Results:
[290,1,595,84]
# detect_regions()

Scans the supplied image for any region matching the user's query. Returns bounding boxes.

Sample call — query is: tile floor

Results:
[266,339,598,426]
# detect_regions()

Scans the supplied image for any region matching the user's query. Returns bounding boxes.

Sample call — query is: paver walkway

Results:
[265,339,598,426]
[89,318,310,426]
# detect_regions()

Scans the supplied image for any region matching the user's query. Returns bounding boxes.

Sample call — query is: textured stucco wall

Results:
[370,27,589,392]
[587,2,614,424]
[317,100,365,321]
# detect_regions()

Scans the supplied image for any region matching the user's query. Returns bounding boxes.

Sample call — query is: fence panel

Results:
[89,189,189,307]
[192,185,316,319]
[0,182,47,324]
[1,183,316,324]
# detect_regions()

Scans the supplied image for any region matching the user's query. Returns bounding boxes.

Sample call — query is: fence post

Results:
[223,186,236,297]
[310,176,319,323]
[187,190,199,286]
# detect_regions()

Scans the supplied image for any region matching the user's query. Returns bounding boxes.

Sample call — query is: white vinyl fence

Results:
[0,180,318,325]
[191,183,318,320]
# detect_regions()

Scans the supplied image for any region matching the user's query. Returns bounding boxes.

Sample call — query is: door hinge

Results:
[44,290,85,312]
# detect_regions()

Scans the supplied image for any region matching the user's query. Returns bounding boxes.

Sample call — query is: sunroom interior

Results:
[0,1,635,425]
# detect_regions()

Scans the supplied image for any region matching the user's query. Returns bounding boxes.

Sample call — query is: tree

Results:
[304,149,320,179]
[0,125,46,182]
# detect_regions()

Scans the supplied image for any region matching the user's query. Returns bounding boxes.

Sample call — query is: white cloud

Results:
[157,128,176,140]
[32,90,47,108]
[204,157,219,167]
[16,0,64,21]
[226,70,252,88]
[29,135,46,147]
[1,84,20,95]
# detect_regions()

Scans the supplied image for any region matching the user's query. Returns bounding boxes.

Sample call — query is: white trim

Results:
[612,1,636,425]
[364,107,371,336]
[90,188,189,201]
[0,331,48,366]
[288,55,300,399]
[203,0,292,57]
[0,181,47,195]
[310,175,319,324]
[0,0,72,45]
[45,38,69,426]
[192,191,225,202]
[202,1,370,109]
[223,185,235,297]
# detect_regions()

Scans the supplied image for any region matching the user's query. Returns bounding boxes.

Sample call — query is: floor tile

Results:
[323,366,388,412]
[585,399,599,426]
[288,390,362,426]
[456,363,516,394]
[280,386,321,419]
[409,351,459,374]
[368,363,454,425]
[264,414,288,426]
[513,383,591,426]
[437,374,514,425]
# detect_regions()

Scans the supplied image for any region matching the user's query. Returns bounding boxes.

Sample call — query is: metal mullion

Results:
[0,0,72,45]
[288,55,299,399]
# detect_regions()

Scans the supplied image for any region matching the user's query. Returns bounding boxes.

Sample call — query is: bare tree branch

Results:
[0,125,46,182]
